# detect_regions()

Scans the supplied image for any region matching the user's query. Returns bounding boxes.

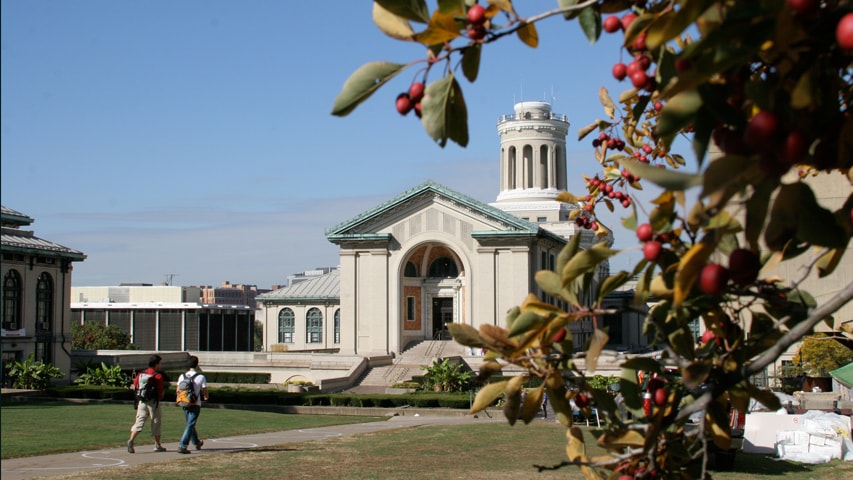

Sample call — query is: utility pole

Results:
[164,273,178,286]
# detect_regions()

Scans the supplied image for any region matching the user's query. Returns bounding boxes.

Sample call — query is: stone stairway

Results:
[347,340,467,392]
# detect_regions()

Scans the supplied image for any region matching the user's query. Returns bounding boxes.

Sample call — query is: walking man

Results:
[176,355,208,454]
[127,354,166,453]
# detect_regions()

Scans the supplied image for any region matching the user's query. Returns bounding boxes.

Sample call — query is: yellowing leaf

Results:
[447,323,487,349]
[599,87,616,118]
[372,2,415,40]
[673,240,716,307]
[586,328,609,373]
[471,380,506,413]
[521,385,544,424]
[414,10,461,45]
[598,428,646,448]
[567,426,586,461]
[517,22,538,48]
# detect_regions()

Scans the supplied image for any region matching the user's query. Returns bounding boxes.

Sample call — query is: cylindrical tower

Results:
[495,101,570,203]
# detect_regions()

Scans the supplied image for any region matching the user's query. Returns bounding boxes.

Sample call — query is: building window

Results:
[428,257,458,278]
[36,272,54,332]
[3,269,22,330]
[404,261,418,277]
[537,216,547,223]
[306,308,323,343]
[406,296,416,321]
[334,309,340,344]
[278,308,294,343]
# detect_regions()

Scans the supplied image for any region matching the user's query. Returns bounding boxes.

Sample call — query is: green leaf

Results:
[374,0,430,23]
[331,62,407,117]
[536,270,564,299]
[577,5,602,44]
[461,43,481,83]
[621,159,702,192]
[585,328,609,373]
[557,229,583,274]
[421,74,469,148]
[471,380,507,413]
[597,271,629,303]
[562,242,618,286]
[447,323,487,349]
[508,310,546,337]
[765,183,848,251]
[656,89,702,139]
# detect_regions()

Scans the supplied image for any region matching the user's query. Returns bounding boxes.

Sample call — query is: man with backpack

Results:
[176,355,208,454]
[127,354,166,453]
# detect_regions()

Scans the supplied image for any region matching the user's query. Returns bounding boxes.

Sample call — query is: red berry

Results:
[636,223,654,242]
[621,199,631,208]
[603,15,622,33]
[787,0,818,16]
[552,328,567,343]
[701,329,717,345]
[630,70,648,89]
[784,129,808,165]
[643,241,663,262]
[654,387,667,407]
[467,4,486,25]
[467,26,486,40]
[744,111,780,149]
[612,63,627,81]
[647,377,665,392]
[699,263,729,296]
[636,54,651,70]
[408,82,425,103]
[414,102,422,118]
[654,101,663,111]
[837,13,853,51]
[728,248,761,286]
[575,392,589,408]
[395,93,412,115]
[621,13,637,31]
[674,58,691,72]
[632,32,647,51]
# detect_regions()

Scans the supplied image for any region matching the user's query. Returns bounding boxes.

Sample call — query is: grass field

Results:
[3,401,852,480]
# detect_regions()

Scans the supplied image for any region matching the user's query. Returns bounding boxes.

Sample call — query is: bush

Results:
[6,354,64,390]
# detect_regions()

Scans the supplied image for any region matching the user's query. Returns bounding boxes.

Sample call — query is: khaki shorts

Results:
[131,400,162,437]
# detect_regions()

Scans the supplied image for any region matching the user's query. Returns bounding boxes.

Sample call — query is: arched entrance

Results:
[400,243,465,344]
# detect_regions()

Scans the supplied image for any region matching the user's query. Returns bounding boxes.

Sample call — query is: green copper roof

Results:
[325,180,562,243]
[830,361,853,388]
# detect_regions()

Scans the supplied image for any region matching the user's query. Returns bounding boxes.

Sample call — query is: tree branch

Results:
[745,281,853,376]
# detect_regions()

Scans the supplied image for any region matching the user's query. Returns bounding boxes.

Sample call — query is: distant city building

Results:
[1,205,86,377]
[198,281,258,306]
[71,285,254,352]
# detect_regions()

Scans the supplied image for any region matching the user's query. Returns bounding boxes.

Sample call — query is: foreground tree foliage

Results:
[334,1,853,478]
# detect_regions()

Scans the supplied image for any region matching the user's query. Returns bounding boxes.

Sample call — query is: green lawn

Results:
[3,400,852,480]
[0,400,384,459]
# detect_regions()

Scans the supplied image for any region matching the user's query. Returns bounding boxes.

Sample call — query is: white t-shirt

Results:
[178,370,207,407]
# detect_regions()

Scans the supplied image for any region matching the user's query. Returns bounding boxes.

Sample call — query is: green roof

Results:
[830,361,853,388]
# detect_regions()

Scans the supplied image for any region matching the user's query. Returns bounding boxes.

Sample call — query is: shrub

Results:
[6,354,64,390]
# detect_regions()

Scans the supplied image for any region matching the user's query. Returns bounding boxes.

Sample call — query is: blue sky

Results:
[2,1,676,288]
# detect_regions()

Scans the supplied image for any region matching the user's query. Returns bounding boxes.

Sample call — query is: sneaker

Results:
[195,440,204,451]
[127,440,135,454]
[154,445,167,452]
[176,447,191,454]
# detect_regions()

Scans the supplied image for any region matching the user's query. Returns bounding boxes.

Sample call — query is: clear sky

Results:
[2,1,675,288]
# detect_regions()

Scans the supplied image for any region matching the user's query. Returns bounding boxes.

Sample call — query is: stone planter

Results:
[385,387,417,395]
[287,384,306,393]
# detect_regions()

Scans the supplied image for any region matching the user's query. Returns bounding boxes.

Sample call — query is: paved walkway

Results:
[1,411,508,480]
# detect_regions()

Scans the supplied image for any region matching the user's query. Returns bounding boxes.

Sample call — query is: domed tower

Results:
[491,101,581,240]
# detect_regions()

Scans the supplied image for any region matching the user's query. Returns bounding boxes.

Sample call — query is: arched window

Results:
[306,308,323,343]
[428,257,458,278]
[278,308,294,343]
[404,261,418,277]
[36,272,54,332]
[3,270,22,330]
[334,309,341,344]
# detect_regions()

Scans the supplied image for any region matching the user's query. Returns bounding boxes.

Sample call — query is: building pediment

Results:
[325,181,553,245]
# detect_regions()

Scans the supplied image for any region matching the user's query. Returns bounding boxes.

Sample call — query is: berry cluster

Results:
[604,13,657,92]
[395,81,426,118]
[466,3,488,41]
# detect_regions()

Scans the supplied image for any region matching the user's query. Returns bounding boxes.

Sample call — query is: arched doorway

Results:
[400,243,465,344]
